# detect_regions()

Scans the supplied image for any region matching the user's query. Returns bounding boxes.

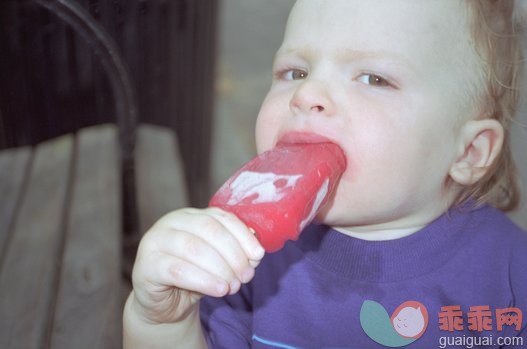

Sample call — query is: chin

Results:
[314,207,351,228]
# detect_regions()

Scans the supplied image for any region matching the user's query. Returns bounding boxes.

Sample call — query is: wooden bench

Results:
[0,123,188,348]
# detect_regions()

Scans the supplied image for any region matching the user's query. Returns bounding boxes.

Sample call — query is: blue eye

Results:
[357,73,392,87]
[283,69,308,81]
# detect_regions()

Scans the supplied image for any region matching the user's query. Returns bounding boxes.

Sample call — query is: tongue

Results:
[209,142,346,252]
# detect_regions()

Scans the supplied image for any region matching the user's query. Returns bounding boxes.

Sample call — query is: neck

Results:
[333,225,425,241]
[332,195,458,241]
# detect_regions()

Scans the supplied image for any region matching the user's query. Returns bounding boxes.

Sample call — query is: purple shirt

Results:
[200,204,527,348]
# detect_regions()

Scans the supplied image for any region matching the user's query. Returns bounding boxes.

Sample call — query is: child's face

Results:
[255,0,482,232]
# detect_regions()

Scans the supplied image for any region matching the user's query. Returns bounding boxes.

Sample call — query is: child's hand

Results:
[129,207,265,325]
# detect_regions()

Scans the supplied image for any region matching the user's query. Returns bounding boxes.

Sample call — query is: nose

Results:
[289,79,335,116]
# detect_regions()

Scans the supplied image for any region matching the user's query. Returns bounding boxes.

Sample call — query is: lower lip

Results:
[277,132,336,146]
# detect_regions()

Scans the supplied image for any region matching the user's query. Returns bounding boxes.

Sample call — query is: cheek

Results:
[343,121,402,176]
[336,120,432,199]
[254,114,275,154]
[255,93,286,153]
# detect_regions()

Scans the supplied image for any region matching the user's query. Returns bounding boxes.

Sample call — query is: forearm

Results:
[123,292,208,349]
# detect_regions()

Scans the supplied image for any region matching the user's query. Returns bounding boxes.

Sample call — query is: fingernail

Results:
[253,244,265,259]
[249,259,260,268]
[229,280,241,294]
[216,282,228,295]
[242,269,254,283]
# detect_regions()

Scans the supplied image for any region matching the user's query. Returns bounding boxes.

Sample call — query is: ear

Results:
[449,119,504,186]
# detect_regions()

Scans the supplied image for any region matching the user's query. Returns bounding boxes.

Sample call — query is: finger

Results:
[151,208,263,281]
[205,207,265,262]
[173,210,258,282]
[154,229,243,287]
[148,253,231,297]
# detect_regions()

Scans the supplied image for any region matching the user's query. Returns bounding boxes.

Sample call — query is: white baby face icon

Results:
[392,306,426,338]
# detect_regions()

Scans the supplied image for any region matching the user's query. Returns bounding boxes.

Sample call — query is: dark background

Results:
[0,0,218,206]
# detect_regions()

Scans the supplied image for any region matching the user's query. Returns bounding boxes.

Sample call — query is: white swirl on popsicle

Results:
[226,171,303,205]
[299,178,329,230]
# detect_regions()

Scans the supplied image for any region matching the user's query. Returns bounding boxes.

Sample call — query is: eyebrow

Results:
[336,48,412,66]
[276,46,414,69]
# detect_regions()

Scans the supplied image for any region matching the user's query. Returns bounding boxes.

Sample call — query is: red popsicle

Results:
[209,142,346,252]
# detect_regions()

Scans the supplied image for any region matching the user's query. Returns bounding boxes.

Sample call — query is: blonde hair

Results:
[457,0,524,211]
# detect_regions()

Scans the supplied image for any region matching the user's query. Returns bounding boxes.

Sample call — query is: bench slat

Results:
[50,125,122,349]
[0,123,189,347]
[136,124,189,234]
[0,135,73,349]
[0,147,31,257]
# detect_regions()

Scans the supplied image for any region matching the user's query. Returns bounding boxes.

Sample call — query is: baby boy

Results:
[124,1,527,348]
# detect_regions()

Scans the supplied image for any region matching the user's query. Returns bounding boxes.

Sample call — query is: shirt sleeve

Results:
[503,229,527,348]
[200,283,253,349]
